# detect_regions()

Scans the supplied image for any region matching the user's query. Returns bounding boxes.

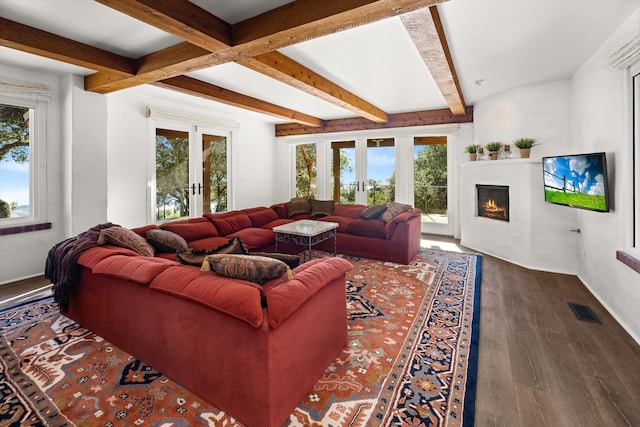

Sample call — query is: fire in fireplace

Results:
[476,185,509,221]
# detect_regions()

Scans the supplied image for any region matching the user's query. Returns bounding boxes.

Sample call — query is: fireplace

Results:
[476,185,509,221]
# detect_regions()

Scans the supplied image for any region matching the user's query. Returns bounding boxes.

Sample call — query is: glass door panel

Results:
[366,138,395,206]
[155,128,190,221]
[202,133,228,214]
[331,141,357,204]
[414,136,452,234]
[295,143,317,198]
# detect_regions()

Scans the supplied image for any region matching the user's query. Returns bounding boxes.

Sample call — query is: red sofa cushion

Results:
[333,204,366,219]
[131,224,160,238]
[261,218,295,229]
[317,216,354,232]
[93,255,178,284]
[77,246,139,269]
[150,267,264,327]
[247,208,279,227]
[347,218,387,239]
[228,228,275,249]
[161,220,218,242]
[210,214,252,236]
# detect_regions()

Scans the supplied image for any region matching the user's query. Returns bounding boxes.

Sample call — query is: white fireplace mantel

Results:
[460,158,579,274]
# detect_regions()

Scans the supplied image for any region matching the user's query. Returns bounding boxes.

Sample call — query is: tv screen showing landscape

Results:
[542,152,609,212]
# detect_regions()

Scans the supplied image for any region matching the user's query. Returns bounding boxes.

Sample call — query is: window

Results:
[295,143,317,198]
[0,81,48,231]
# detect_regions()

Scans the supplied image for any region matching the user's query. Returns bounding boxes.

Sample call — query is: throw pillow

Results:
[146,229,188,252]
[285,197,311,217]
[360,204,387,219]
[176,236,248,266]
[202,254,293,285]
[379,202,412,222]
[249,252,301,269]
[310,199,335,217]
[98,226,155,257]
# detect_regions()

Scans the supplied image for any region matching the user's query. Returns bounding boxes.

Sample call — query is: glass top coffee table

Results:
[273,219,339,262]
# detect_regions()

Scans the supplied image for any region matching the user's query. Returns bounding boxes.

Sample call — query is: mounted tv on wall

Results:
[542,152,610,212]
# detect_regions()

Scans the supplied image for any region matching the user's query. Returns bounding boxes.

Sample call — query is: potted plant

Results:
[514,137,536,158]
[485,142,503,160]
[465,144,480,161]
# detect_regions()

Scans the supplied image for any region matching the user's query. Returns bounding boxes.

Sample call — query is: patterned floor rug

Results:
[0,249,481,427]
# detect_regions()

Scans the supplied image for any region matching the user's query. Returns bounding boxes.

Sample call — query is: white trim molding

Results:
[146,106,239,130]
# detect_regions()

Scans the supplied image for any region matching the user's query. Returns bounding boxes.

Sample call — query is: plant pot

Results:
[469,153,477,161]
[520,148,530,159]
[489,152,499,160]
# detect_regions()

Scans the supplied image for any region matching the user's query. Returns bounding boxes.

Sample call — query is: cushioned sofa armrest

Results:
[385,209,422,240]
[265,257,353,328]
[77,245,140,269]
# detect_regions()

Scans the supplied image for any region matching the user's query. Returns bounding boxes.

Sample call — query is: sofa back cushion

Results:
[150,267,264,327]
[161,220,218,242]
[247,208,279,228]
[209,213,252,236]
[346,218,387,239]
[333,204,366,219]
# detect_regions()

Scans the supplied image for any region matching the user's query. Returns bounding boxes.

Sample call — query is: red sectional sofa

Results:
[153,202,422,265]
[61,202,421,426]
[68,245,352,427]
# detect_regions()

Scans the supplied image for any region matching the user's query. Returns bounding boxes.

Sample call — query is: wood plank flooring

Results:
[1,237,639,426]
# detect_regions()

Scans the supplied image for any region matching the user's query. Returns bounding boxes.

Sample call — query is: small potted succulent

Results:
[514,137,536,158]
[484,142,503,160]
[465,144,480,161]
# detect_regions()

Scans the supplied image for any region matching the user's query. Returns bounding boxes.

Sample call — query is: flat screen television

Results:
[542,152,610,212]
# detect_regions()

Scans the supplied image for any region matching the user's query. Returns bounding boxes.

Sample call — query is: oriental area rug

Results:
[0,249,481,427]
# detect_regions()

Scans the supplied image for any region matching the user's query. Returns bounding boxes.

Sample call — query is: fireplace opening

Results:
[477,185,509,221]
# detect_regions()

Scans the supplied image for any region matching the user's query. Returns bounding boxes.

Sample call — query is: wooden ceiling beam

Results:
[94,0,390,121]
[275,106,473,136]
[85,0,445,93]
[238,52,388,123]
[154,76,324,127]
[400,6,466,115]
[95,0,232,50]
[0,17,135,75]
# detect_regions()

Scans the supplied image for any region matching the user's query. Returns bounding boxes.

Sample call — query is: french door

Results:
[153,124,230,222]
[330,137,396,205]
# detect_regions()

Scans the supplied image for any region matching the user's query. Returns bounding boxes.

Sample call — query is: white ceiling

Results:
[0,0,638,123]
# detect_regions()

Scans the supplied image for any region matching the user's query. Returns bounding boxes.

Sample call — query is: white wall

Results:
[105,85,278,228]
[460,159,578,274]
[473,78,572,158]
[0,71,278,284]
[0,65,66,284]
[571,6,640,343]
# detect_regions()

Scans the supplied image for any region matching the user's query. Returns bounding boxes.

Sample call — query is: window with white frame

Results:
[633,68,640,248]
[0,79,48,230]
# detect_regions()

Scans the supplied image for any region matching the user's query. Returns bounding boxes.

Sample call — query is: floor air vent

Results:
[568,303,601,324]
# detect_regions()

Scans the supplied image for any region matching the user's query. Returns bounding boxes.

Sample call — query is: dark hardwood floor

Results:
[2,236,639,426]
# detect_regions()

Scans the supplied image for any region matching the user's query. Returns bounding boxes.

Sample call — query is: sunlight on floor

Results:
[420,238,463,253]
[0,284,52,310]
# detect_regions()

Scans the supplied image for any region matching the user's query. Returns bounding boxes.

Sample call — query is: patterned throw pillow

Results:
[98,226,155,257]
[285,197,311,217]
[202,254,293,285]
[146,229,188,252]
[310,199,335,217]
[379,202,412,222]
[360,204,387,219]
[176,236,248,266]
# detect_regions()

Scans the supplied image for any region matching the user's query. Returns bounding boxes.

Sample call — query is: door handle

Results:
[356,181,360,191]
[198,183,202,195]
[191,183,196,195]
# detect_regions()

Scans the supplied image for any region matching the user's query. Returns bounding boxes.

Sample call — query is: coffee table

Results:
[273,219,339,262]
